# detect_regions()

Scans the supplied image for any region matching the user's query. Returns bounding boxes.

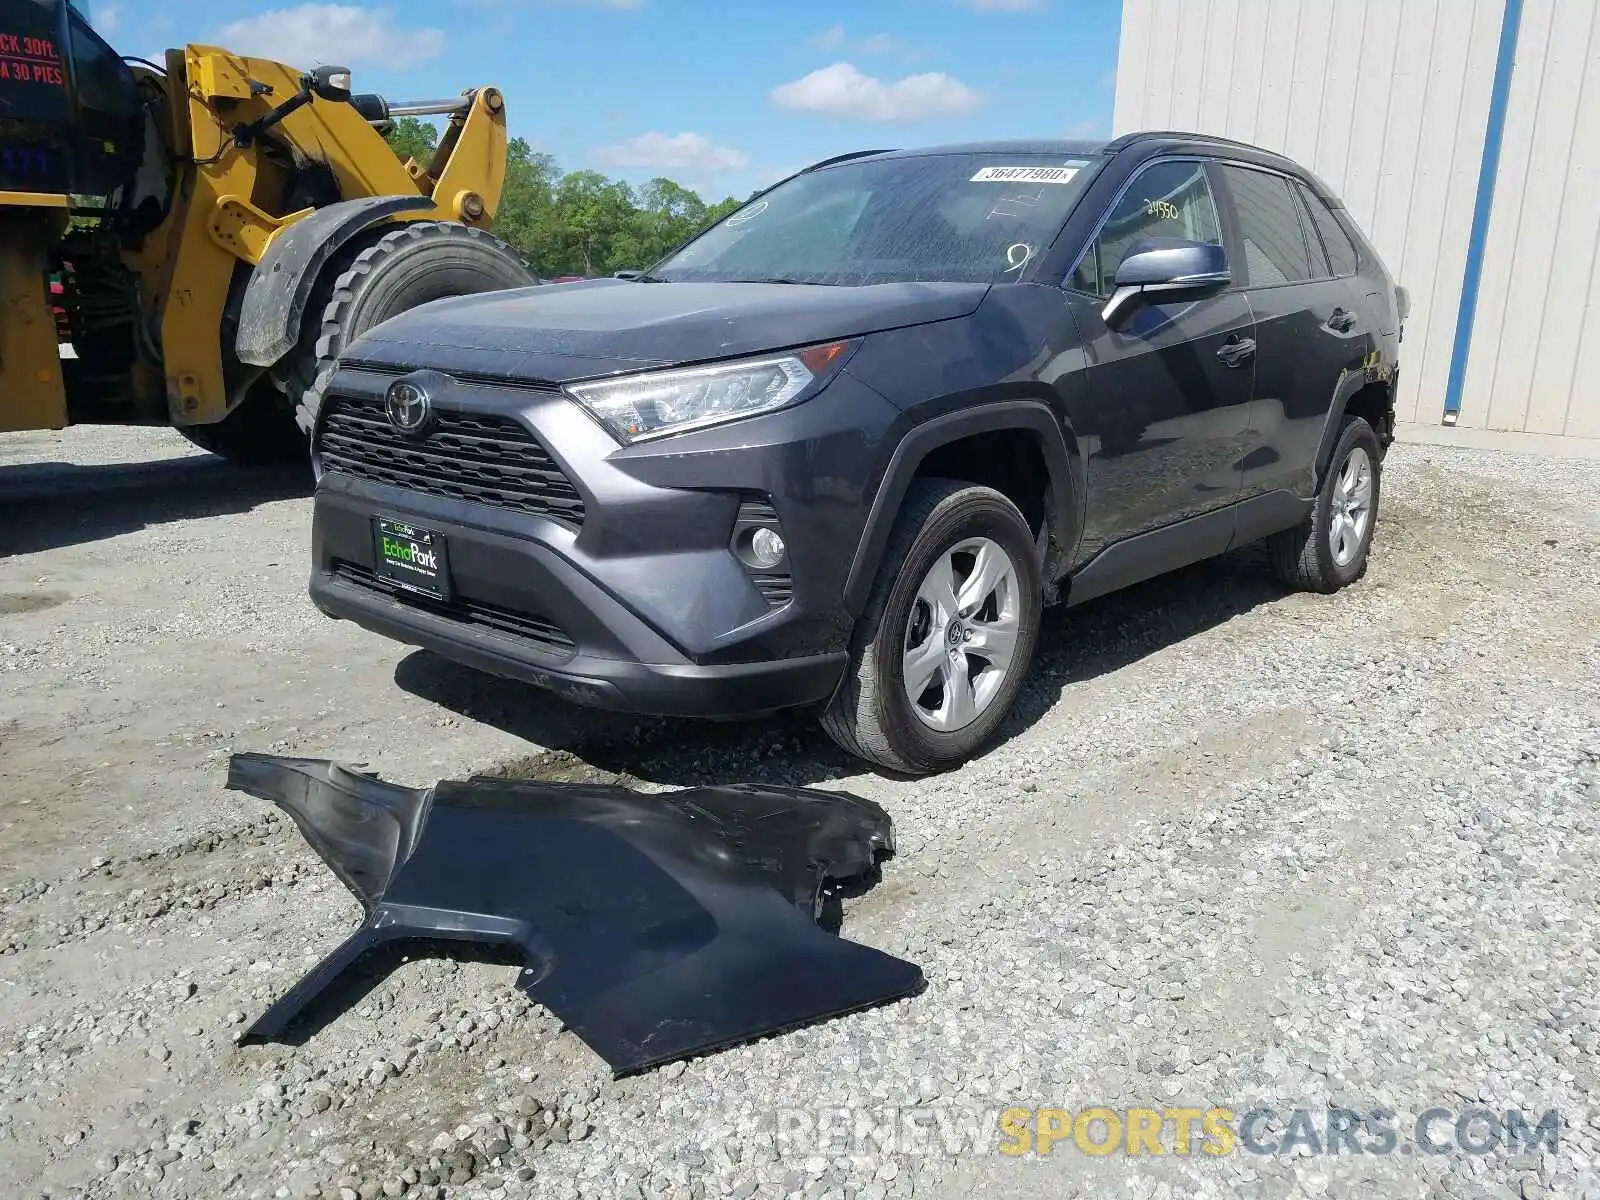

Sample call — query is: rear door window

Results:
[1068,159,1223,298]
[1296,182,1360,277]
[1219,165,1314,287]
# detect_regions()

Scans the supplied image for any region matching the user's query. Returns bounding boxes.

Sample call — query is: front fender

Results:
[841,401,1081,616]
[235,195,435,368]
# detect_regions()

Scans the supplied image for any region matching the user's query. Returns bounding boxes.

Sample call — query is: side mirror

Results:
[1101,238,1231,327]
[309,65,354,104]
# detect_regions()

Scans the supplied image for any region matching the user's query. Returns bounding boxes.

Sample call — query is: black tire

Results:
[821,479,1043,775]
[175,387,307,467]
[1268,413,1383,593]
[284,221,535,434]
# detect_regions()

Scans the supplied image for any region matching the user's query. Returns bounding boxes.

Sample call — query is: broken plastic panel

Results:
[226,753,923,1076]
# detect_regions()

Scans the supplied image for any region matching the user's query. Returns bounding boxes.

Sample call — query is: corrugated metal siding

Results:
[1465,0,1600,434]
[1113,0,1600,436]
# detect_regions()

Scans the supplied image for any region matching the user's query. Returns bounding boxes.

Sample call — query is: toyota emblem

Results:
[385,379,433,434]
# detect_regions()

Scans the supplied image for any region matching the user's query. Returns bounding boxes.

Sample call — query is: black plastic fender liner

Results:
[225,754,924,1076]
[234,196,435,368]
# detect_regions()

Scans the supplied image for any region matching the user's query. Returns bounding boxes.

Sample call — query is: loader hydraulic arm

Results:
[133,45,509,428]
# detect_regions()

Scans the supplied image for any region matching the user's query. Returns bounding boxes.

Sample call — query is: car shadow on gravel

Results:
[0,456,312,556]
[394,545,1289,788]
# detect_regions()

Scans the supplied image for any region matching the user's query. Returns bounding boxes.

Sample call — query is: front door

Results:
[1061,157,1255,556]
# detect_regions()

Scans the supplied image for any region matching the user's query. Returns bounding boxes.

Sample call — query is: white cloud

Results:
[545,0,644,7]
[1066,117,1107,138]
[591,132,748,173]
[771,62,983,123]
[855,33,906,54]
[216,5,445,69]
[806,25,915,57]
[96,5,120,34]
[957,0,1044,10]
[809,23,848,51]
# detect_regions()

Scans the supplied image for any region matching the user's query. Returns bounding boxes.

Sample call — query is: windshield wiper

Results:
[738,277,815,285]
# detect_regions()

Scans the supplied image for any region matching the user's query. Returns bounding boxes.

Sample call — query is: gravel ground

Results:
[1,425,1597,1200]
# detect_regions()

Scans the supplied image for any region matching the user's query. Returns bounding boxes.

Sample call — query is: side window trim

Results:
[1204,157,1249,291]
[1061,154,1223,300]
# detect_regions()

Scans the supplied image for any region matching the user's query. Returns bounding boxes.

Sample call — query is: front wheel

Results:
[821,479,1043,775]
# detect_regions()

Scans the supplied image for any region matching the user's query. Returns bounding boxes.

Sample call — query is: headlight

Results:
[565,340,856,444]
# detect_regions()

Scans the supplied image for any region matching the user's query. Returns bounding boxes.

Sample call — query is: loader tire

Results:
[176,388,306,467]
[285,221,535,435]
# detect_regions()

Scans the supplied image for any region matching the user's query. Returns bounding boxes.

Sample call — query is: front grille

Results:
[333,561,577,658]
[317,394,585,526]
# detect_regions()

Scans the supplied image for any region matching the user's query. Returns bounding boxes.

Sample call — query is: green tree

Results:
[423,135,744,278]
[384,117,439,168]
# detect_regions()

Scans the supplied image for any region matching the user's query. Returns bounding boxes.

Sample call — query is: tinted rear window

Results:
[1298,182,1360,276]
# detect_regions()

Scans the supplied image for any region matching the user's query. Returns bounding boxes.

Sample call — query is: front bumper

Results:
[308,364,899,718]
[310,537,846,718]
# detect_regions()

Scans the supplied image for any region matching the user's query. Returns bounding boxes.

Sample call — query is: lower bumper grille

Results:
[333,561,577,658]
[753,575,794,606]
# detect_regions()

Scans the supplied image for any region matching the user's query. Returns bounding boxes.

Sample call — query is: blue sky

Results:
[89,0,1123,202]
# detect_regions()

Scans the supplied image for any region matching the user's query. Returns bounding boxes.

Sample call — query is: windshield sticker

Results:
[971,166,1080,184]
[987,187,1048,220]
[725,200,769,226]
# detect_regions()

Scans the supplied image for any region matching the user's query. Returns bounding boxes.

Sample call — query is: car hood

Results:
[345,277,991,384]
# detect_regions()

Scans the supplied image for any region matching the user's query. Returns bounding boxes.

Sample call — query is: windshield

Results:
[651,152,1106,286]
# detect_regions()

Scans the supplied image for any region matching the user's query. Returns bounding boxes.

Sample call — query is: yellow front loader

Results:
[0,0,532,463]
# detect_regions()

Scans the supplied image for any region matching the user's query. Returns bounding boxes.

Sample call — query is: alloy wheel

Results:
[901,536,1022,732]
[1329,445,1374,567]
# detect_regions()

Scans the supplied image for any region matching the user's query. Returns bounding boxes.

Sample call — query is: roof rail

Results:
[735,149,897,207]
[800,148,899,173]
[1103,129,1270,155]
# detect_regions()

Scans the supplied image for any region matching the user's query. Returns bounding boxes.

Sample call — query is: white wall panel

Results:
[1109,0,1600,437]
[1551,20,1600,437]
[1459,0,1559,430]
[1406,0,1497,426]
[1468,0,1600,433]
[1282,0,1336,165]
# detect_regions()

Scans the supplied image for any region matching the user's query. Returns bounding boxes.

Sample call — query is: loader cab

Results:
[0,0,143,200]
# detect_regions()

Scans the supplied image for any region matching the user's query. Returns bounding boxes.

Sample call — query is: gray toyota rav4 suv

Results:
[305,131,1406,775]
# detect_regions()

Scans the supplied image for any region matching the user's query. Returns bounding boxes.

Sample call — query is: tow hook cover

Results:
[225,753,924,1076]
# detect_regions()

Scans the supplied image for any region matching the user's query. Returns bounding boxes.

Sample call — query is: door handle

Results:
[1327,308,1356,332]
[1216,335,1255,368]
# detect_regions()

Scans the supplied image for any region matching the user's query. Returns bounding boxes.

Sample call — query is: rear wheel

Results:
[821,479,1043,775]
[283,221,535,435]
[1268,414,1382,592]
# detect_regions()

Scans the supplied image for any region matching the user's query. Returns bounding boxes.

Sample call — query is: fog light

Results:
[748,527,786,570]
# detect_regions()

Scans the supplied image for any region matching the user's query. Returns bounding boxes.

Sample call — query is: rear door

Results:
[1060,156,1256,554]
[1214,162,1365,500]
